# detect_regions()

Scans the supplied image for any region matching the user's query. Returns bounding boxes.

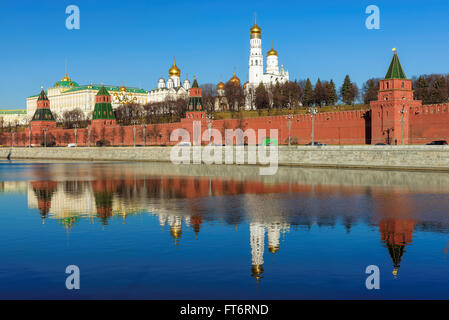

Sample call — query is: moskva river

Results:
[1,161,448,299]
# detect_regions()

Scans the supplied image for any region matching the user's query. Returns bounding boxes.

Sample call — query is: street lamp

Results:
[285,114,292,146]
[206,114,214,144]
[132,120,138,147]
[10,129,15,148]
[308,107,318,146]
[400,107,407,145]
[73,124,79,146]
[87,126,91,147]
[142,124,146,146]
[43,128,47,148]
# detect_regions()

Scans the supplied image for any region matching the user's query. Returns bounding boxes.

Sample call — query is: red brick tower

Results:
[185,76,206,120]
[30,88,57,134]
[370,49,422,144]
[91,85,116,127]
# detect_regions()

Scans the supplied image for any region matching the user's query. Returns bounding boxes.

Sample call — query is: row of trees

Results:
[413,74,449,105]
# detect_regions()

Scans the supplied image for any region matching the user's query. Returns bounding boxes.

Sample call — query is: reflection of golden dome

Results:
[120,85,127,92]
[229,72,241,86]
[250,14,262,36]
[170,226,182,240]
[268,246,279,254]
[216,81,225,90]
[251,265,264,280]
[393,268,398,277]
[61,73,71,82]
[169,58,181,77]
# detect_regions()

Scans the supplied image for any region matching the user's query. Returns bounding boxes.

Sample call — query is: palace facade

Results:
[25,59,191,120]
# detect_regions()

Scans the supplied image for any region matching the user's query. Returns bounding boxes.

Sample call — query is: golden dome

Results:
[250,14,262,36]
[61,73,71,82]
[120,84,127,92]
[243,81,249,89]
[267,47,278,57]
[229,72,241,86]
[216,81,225,90]
[169,58,181,77]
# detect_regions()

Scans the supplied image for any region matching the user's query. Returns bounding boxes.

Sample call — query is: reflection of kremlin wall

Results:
[8,162,449,281]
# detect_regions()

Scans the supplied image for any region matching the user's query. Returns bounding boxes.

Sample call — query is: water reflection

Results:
[2,161,449,284]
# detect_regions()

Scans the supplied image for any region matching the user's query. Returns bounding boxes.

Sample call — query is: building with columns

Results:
[26,73,149,120]
[26,60,191,121]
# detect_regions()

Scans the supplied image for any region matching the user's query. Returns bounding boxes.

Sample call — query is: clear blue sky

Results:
[1,0,448,108]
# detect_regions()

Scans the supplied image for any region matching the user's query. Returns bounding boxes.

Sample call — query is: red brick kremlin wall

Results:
[1,104,449,147]
[0,109,370,147]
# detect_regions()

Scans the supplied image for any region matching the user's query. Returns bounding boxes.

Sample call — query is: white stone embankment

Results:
[0,145,448,172]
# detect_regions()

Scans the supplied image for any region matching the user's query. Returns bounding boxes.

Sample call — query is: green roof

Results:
[54,80,80,88]
[31,108,55,122]
[385,52,406,79]
[37,89,49,101]
[64,85,148,94]
[0,110,26,115]
[192,77,199,88]
[96,85,110,96]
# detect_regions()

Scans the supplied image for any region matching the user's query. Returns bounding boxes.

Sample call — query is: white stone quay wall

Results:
[0,145,448,171]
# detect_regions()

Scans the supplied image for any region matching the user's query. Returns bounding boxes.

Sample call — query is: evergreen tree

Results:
[430,76,449,104]
[413,76,429,103]
[272,82,284,108]
[255,83,270,110]
[285,80,303,108]
[302,78,314,107]
[314,78,325,106]
[325,79,338,105]
[362,78,379,104]
[340,75,357,105]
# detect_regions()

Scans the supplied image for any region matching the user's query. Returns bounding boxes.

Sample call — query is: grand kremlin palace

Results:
[26,59,190,120]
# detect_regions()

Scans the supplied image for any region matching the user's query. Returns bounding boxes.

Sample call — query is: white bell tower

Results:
[248,14,263,85]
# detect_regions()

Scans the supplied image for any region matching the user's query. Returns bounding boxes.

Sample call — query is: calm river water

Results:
[0,160,448,299]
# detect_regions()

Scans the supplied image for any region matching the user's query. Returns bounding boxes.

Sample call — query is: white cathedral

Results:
[244,15,290,109]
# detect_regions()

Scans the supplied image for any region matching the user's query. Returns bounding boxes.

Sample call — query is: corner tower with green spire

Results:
[91,85,116,126]
[370,49,422,145]
[30,88,56,133]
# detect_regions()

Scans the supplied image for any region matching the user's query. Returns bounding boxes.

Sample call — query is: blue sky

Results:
[0,0,448,108]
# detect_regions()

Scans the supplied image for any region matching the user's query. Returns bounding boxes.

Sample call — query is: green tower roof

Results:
[96,85,110,96]
[37,89,49,101]
[385,51,406,79]
[192,77,199,88]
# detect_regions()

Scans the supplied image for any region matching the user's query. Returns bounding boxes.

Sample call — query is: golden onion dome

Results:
[267,47,278,57]
[120,84,127,92]
[61,73,71,82]
[169,58,181,77]
[216,81,225,90]
[250,14,262,36]
[229,72,241,86]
